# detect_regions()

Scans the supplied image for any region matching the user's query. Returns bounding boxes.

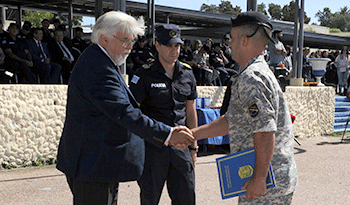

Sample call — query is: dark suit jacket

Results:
[26,38,52,64]
[56,44,171,183]
[48,41,75,64]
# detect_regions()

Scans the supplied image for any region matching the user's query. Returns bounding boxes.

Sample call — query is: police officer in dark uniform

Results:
[130,35,155,74]
[72,27,88,53]
[129,24,198,205]
[0,20,8,44]
[2,23,37,83]
[17,21,32,43]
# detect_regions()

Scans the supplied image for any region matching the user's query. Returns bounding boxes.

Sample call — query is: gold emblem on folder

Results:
[238,165,253,179]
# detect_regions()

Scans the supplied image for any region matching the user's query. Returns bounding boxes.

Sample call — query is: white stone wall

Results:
[284,86,335,138]
[0,85,67,168]
[196,86,227,107]
[0,85,334,168]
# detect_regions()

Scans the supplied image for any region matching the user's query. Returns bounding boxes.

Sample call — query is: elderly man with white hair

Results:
[56,11,194,205]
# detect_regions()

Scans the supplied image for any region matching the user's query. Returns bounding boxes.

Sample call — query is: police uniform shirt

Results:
[0,32,8,48]
[225,55,298,196]
[2,35,27,60]
[179,47,193,62]
[129,58,197,127]
[131,46,154,67]
[17,31,29,43]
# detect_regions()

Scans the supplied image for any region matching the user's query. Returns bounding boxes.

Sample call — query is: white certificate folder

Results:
[216,148,276,199]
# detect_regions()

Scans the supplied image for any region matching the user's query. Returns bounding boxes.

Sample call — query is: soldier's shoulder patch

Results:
[248,102,259,117]
[180,62,192,69]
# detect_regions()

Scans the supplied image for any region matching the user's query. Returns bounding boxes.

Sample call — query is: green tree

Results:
[257,3,268,16]
[201,1,241,16]
[316,7,334,27]
[218,1,241,16]
[22,10,83,28]
[268,3,282,20]
[59,15,83,27]
[331,7,350,32]
[316,6,350,32]
[23,10,54,27]
[286,1,310,23]
[268,1,310,24]
[200,4,219,14]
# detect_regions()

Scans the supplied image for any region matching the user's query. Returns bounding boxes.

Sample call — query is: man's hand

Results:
[168,126,195,149]
[241,176,267,199]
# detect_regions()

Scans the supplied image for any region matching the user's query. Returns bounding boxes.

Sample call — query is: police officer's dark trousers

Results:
[138,144,195,205]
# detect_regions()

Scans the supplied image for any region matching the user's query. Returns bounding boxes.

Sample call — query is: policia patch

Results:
[248,102,259,117]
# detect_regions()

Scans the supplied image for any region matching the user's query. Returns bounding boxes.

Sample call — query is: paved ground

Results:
[0,135,350,205]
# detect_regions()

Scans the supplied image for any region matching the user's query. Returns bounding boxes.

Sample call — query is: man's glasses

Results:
[112,35,136,48]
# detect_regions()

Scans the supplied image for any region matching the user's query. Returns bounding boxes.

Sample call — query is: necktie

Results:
[116,65,121,74]
[38,41,47,58]
[59,42,74,61]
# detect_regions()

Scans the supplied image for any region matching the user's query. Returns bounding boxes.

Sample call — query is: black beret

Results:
[231,11,275,43]
[231,11,273,30]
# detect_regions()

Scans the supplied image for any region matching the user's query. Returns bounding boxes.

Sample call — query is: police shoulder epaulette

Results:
[180,62,192,69]
[142,62,153,69]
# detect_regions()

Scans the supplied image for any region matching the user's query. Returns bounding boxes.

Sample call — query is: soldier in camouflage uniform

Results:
[192,11,298,204]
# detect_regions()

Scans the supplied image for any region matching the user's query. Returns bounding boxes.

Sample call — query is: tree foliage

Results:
[199,0,350,31]
[200,4,219,14]
[316,8,334,27]
[59,15,83,27]
[316,6,350,32]
[200,0,241,16]
[22,10,83,28]
[267,1,310,23]
[23,10,54,27]
[257,3,268,16]
[268,3,282,20]
[282,1,310,23]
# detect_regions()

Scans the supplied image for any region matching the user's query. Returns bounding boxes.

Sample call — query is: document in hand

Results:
[216,147,276,199]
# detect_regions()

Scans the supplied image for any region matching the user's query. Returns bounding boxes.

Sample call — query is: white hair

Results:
[91,11,145,44]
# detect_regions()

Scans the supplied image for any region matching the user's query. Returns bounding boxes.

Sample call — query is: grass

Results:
[1,158,56,169]
[328,132,348,136]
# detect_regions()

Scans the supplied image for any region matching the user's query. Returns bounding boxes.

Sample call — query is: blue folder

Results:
[216,148,276,199]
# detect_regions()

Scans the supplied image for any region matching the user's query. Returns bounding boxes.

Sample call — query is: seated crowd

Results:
[0,19,88,84]
[1,18,347,89]
[126,34,241,86]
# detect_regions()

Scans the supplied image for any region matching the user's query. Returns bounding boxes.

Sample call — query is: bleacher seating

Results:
[334,96,350,133]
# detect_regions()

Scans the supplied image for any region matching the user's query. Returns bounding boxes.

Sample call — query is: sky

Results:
[82,0,349,25]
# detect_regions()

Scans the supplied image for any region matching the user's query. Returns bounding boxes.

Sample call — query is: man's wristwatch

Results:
[188,145,199,152]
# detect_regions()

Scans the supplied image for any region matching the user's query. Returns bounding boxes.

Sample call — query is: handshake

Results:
[166,126,197,150]
[166,115,228,149]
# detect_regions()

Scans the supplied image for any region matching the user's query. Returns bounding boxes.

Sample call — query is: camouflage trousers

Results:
[238,192,293,205]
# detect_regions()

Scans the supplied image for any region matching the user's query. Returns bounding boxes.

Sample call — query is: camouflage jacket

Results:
[225,55,298,196]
